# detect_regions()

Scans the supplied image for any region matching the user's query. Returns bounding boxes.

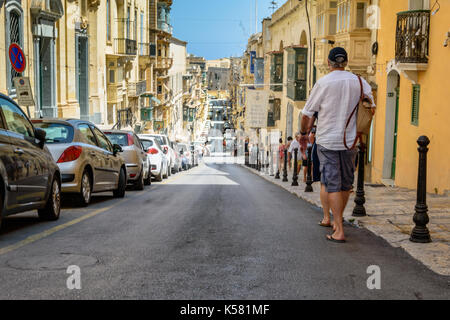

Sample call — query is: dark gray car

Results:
[0,94,61,228]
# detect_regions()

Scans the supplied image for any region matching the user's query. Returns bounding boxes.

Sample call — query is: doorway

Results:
[38,37,57,118]
[76,34,89,120]
[382,71,400,181]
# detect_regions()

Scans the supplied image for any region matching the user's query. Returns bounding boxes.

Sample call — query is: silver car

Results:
[104,130,151,190]
[32,119,127,206]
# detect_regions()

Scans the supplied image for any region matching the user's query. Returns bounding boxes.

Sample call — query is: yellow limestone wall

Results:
[372,0,450,194]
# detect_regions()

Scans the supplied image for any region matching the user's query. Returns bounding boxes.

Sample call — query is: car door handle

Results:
[89,152,97,157]
[14,148,24,155]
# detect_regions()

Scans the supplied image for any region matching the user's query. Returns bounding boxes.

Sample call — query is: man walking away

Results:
[299,47,375,243]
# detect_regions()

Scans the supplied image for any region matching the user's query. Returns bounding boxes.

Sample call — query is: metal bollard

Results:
[410,136,432,243]
[305,145,314,192]
[352,143,367,217]
[270,150,274,176]
[282,149,288,182]
[275,151,281,179]
[292,148,299,186]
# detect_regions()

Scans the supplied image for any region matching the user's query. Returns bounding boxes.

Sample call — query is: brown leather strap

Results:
[343,75,364,150]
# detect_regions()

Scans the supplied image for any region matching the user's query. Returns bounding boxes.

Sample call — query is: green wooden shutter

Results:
[287,49,295,99]
[411,84,420,126]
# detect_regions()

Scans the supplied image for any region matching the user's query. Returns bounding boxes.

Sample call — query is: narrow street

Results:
[0,161,447,299]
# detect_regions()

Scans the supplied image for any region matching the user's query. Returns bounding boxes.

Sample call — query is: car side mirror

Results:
[113,144,123,155]
[34,128,46,148]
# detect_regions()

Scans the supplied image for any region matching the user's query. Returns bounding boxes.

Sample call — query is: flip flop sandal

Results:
[326,234,346,243]
[318,221,332,228]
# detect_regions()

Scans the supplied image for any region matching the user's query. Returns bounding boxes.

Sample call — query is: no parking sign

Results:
[9,43,26,73]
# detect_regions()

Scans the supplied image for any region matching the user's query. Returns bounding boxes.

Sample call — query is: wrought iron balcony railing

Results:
[138,43,157,57]
[114,38,137,55]
[395,10,430,64]
[128,80,147,97]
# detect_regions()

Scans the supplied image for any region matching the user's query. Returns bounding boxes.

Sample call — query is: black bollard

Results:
[410,136,432,243]
[305,145,314,192]
[282,149,288,182]
[256,146,260,171]
[352,143,367,217]
[292,148,299,186]
[275,150,280,179]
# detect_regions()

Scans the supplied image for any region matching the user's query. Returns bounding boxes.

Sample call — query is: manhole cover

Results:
[6,253,98,271]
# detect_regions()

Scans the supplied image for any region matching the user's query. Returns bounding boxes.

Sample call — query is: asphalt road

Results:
[0,162,448,299]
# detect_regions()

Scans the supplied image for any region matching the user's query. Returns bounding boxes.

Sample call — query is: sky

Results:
[171,0,275,60]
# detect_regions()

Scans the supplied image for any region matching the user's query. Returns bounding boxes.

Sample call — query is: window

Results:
[33,122,74,143]
[1,99,34,138]
[5,2,24,94]
[134,9,138,41]
[93,127,113,152]
[287,48,308,101]
[337,0,351,33]
[105,133,129,146]
[78,124,97,146]
[411,85,420,126]
[356,2,367,28]
[107,0,111,41]
[126,7,131,39]
[270,53,283,92]
[109,69,115,83]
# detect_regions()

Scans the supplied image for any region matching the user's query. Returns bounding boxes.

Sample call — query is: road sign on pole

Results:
[9,43,26,74]
[13,77,35,112]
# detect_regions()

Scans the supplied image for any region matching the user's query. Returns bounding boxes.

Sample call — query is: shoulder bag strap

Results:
[343,75,364,150]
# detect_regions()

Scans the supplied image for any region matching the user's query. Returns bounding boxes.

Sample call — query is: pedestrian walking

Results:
[299,47,376,243]
[288,133,302,174]
[286,136,293,170]
[278,138,285,164]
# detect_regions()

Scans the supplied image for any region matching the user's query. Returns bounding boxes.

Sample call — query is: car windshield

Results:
[105,133,129,146]
[33,122,74,143]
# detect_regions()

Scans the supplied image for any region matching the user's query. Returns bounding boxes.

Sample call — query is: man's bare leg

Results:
[332,190,351,231]
[320,184,331,225]
[328,192,346,240]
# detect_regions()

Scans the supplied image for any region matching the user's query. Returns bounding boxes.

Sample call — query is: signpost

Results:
[244,89,269,129]
[9,43,26,74]
[8,43,35,117]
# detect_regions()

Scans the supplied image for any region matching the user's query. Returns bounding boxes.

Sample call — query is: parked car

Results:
[32,119,127,207]
[170,140,181,173]
[177,143,192,170]
[0,94,61,227]
[140,134,176,175]
[138,135,169,182]
[104,130,151,190]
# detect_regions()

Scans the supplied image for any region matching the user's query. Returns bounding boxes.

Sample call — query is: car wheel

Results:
[135,168,144,191]
[144,169,152,186]
[113,167,126,198]
[77,169,92,207]
[38,177,61,221]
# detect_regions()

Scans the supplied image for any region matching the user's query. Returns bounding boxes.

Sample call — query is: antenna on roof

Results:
[269,1,278,14]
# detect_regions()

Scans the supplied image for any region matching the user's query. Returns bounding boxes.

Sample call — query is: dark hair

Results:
[279,138,283,144]
[287,136,293,141]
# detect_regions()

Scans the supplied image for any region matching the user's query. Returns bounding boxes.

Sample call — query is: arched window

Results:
[5,1,24,95]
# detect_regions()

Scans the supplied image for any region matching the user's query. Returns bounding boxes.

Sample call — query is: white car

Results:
[140,134,176,175]
[138,135,170,182]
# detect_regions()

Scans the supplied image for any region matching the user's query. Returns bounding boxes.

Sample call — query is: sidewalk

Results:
[242,164,450,276]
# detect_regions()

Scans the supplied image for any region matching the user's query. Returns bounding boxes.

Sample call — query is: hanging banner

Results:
[250,51,256,74]
[245,89,269,128]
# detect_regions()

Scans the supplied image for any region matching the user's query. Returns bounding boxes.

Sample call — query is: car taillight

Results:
[147,148,159,155]
[127,133,134,146]
[57,146,82,163]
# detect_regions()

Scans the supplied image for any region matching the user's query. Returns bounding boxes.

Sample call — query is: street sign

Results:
[13,77,35,106]
[245,89,269,128]
[9,43,26,73]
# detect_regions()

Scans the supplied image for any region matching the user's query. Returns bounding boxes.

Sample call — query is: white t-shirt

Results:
[288,139,300,153]
[302,71,375,151]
